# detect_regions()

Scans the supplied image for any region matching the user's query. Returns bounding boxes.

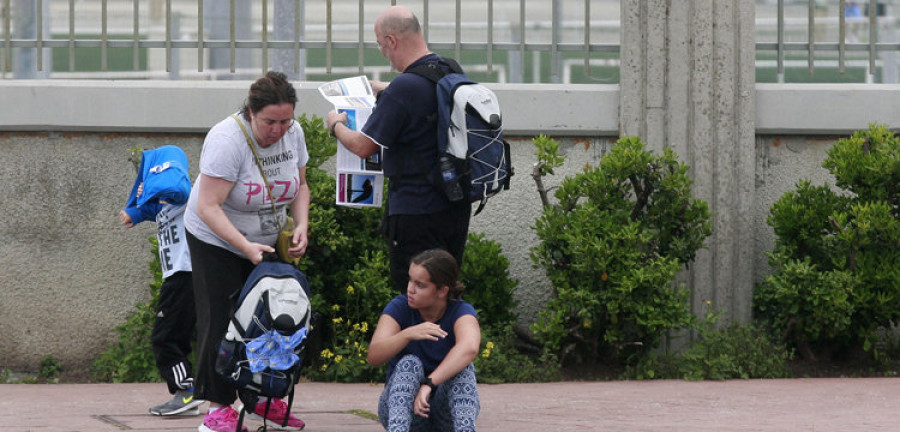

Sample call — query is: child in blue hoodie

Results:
[120,145,204,416]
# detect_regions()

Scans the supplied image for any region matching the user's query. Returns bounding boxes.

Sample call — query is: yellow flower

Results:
[335,355,343,363]
[320,364,328,372]
[481,348,491,359]
[361,322,369,333]
[331,304,341,312]
[347,285,355,295]
[333,317,343,324]
[485,341,495,350]
[320,349,334,359]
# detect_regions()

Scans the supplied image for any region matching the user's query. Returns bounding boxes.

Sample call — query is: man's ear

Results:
[384,33,397,49]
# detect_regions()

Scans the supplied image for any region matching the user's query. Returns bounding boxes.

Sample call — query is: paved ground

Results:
[2,378,900,431]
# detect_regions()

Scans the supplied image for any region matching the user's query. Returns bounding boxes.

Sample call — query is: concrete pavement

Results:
[2,378,899,431]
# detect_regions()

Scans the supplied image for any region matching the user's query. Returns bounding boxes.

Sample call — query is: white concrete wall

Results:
[4,80,896,135]
[0,80,619,135]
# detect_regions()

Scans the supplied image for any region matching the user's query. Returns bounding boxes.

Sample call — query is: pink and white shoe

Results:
[198,405,248,432]
[241,397,305,430]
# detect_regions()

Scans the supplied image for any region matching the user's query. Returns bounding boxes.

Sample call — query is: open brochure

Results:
[319,76,384,208]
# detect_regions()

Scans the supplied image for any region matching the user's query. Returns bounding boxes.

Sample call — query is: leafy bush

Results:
[754,252,856,355]
[475,324,560,383]
[460,232,520,330]
[530,135,712,365]
[755,124,900,361]
[305,250,393,382]
[625,303,793,380]
[10,356,66,384]
[37,356,63,382]
[314,309,381,383]
[463,235,560,384]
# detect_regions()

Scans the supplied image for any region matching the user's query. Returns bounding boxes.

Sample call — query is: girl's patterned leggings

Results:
[378,354,480,432]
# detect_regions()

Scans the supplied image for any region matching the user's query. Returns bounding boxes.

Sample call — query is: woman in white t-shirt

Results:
[184,71,310,432]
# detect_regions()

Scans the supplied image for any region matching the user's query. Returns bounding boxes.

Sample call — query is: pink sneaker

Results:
[198,405,248,432]
[242,398,305,430]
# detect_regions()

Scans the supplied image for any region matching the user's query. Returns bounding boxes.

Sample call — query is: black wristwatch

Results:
[421,376,437,392]
[330,119,348,137]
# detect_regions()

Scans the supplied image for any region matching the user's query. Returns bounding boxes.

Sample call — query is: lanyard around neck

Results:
[231,114,284,233]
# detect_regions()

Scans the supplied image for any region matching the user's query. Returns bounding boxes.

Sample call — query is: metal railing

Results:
[756,0,900,82]
[4,1,900,83]
[0,0,621,83]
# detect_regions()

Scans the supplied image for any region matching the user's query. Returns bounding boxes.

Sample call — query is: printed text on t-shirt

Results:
[243,176,299,205]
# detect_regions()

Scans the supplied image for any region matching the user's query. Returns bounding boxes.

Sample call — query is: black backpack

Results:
[215,256,312,431]
[408,57,513,215]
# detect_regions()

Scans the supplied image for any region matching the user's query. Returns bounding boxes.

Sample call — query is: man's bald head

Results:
[376,5,421,38]
[374,5,429,72]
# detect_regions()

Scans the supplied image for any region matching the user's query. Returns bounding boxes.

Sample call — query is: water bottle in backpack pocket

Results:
[438,153,465,202]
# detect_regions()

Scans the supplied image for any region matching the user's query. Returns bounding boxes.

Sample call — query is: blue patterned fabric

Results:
[245,327,307,372]
[378,354,480,432]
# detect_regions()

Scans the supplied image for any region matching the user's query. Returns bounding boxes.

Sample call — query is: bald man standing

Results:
[327,6,472,293]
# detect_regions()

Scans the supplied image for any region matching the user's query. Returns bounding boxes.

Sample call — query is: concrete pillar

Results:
[204,0,253,78]
[619,0,757,325]
[271,0,305,81]
[12,0,51,79]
